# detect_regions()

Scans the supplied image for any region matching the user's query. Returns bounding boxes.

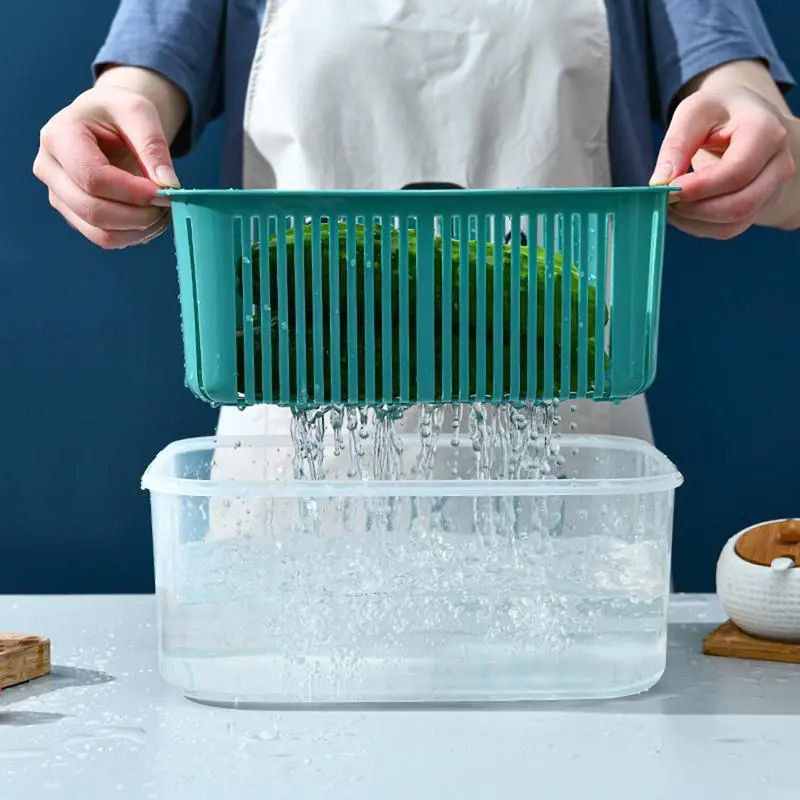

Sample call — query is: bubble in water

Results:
[197,396,602,691]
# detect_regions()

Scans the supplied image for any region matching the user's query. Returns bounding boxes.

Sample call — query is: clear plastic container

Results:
[142,434,682,705]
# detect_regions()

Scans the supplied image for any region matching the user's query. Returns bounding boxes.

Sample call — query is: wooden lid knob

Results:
[735,519,800,567]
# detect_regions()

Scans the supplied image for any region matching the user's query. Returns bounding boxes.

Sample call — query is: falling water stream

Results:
[288,401,564,484]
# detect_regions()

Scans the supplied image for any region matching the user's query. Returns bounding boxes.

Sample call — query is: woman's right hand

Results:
[33,73,184,250]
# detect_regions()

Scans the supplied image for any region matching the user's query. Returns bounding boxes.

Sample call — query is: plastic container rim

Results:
[142,434,683,499]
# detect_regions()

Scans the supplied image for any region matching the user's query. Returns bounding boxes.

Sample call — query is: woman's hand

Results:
[33,67,187,249]
[651,61,800,239]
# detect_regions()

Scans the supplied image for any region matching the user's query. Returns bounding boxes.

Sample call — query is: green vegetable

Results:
[235,223,607,402]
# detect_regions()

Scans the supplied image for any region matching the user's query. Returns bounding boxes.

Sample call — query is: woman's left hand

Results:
[651,86,797,239]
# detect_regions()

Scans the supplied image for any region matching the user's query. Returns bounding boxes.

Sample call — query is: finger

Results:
[40,118,160,206]
[105,94,180,187]
[690,147,722,173]
[650,94,727,185]
[667,152,793,224]
[35,151,165,231]
[667,208,751,241]
[671,116,789,203]
[49,191,169,249]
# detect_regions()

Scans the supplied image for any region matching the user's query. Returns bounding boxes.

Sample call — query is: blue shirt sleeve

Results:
[93,0,226,157]
[648,0,795,122]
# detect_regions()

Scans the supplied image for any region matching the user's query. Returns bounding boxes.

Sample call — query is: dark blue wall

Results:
[0,2,217,592]
[1,2,798,593]
[646,6,800,591]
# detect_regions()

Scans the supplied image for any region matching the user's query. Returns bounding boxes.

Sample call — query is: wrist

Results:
[95,65,188,145]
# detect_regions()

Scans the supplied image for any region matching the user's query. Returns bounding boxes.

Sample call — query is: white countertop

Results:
[0,594,797,800]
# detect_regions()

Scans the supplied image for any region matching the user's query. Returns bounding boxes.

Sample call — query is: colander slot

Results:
[542,212,556,400]
[491,212,506,402]
[363,216,377,403]
[508,212,522,401]
[597,213,612,397]
[415,213,435,402]
[379,214,394,403]
[584,213,600,398]
[253,215,272,404]
[524,212,538,401]
[439,214,453,402]
[344,215,359,403]
[233,216,257,405]
[232,217,243,398]
[642,208,663,394]
[475,214,488,398]
[591,212,607,399]
[310,215,325,404]
[604,212,615,397]
[570,213,587,398]
[184,217,205,399]
[328,215,342,404]
[457,212,470,402]
[265,215,279,402]
[275,216,291,403]
[558,212,571,399]
[398,216,411,402]
[248,216,263,403]
[293,215,308,406]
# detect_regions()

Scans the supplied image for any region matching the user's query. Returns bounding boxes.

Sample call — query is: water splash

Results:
[373,405,405,481]
[414,404,444,479]
[290,407,326,480]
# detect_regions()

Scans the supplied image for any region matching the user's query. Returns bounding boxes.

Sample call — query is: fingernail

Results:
[154,165,180,188]
[667,191,680,204]
[151,195,172,208]
[648,162,673,187]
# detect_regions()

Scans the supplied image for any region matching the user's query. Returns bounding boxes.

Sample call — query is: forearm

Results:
[681,59,800,230]
[96,65,188,147]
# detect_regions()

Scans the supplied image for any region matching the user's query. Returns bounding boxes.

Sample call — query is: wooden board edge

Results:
[703,620,800,665]
[0,634,51,690]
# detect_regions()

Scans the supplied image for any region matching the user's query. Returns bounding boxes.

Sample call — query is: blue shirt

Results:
[94,0,793,188]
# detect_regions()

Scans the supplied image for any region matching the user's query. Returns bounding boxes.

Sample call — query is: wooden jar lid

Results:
[735,519,800,567]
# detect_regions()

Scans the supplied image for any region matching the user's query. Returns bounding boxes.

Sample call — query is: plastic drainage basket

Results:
[163,187,673,408]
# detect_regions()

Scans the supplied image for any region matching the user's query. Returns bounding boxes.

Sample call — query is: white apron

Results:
[218,0,653,447]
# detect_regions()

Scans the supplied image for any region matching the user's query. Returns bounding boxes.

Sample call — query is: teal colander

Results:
[163,187,674,408]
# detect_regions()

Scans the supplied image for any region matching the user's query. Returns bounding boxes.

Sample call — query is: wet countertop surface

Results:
[0,594,797,799]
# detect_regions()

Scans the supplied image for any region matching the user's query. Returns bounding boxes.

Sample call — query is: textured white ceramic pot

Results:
[717,522,800,642]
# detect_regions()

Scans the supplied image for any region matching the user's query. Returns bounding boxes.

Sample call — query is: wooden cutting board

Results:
[0,634,51,689]
[703,620,800,664]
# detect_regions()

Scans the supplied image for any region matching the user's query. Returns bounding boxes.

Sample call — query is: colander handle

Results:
[401,182,464,190]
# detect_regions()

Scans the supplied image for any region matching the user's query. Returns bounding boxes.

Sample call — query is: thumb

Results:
[650,93,727,186]
[108,96,180,188]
